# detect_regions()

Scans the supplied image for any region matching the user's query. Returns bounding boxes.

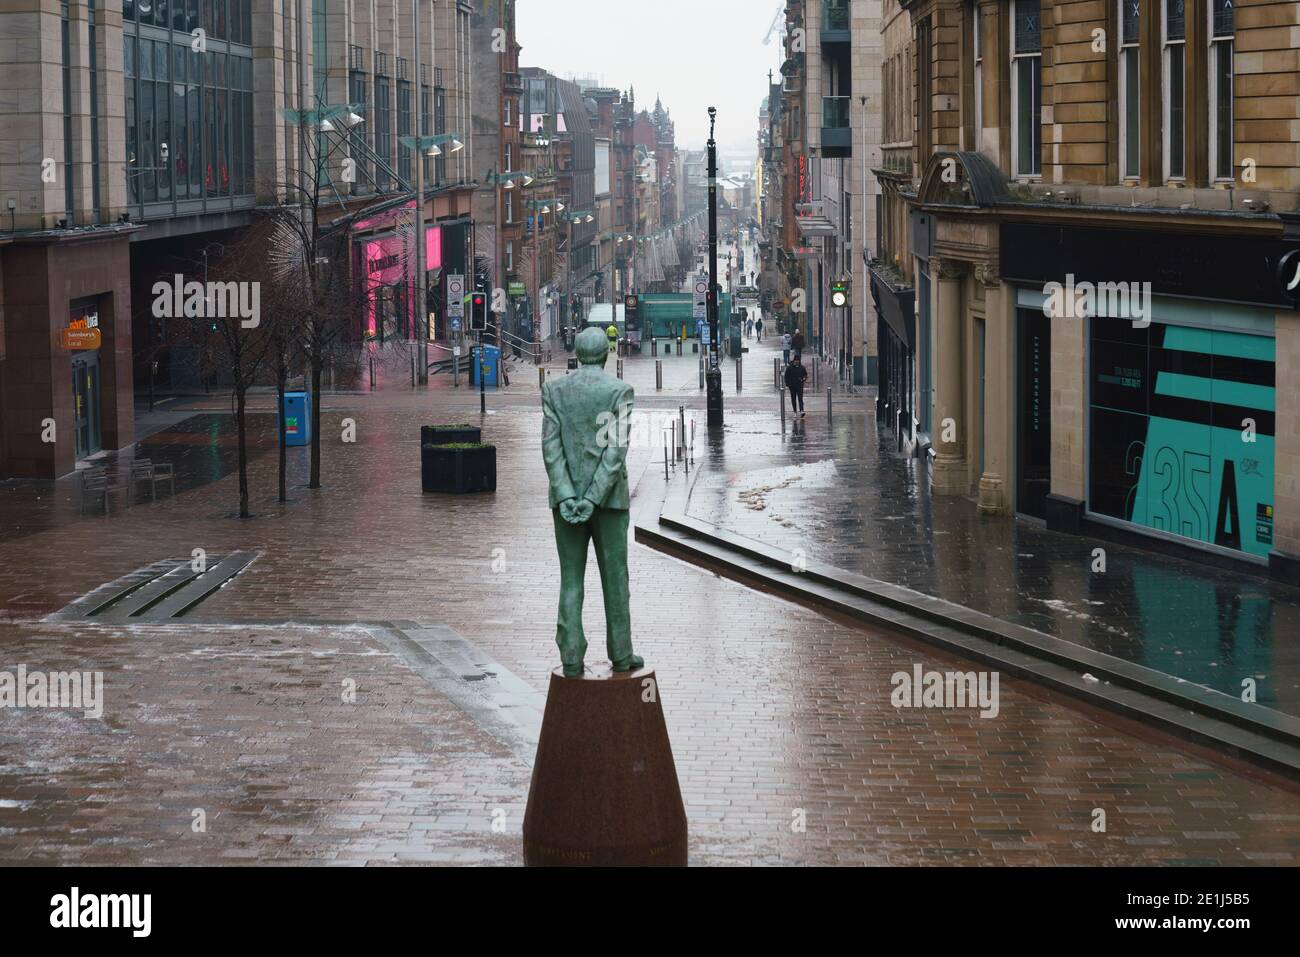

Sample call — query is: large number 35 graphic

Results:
[1150,446,1212,541]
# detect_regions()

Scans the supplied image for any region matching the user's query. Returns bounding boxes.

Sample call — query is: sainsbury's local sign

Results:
[61,311,101,351]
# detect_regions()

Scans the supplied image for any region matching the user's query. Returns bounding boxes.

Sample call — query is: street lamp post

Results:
[486,168,533,354]
[562,210,593,336]
[524,196,554,364]
[706,107,724,429]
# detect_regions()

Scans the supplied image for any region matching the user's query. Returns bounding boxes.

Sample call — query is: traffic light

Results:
[469,292,487,332]
[830,279,850,308]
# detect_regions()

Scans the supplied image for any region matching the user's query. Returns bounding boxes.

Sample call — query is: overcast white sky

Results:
[515,0,783,158]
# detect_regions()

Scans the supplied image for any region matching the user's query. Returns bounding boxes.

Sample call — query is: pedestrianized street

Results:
[5,0,1300,898]
[3,334,1300,866]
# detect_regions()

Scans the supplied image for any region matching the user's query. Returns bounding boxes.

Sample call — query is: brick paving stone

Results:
[0,361,1298,864]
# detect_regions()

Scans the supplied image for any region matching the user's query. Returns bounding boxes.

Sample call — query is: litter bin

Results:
[471,344,501,389]
[280,391,311,447]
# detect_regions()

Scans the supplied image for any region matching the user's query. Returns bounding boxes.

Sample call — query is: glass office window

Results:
[173,45,188,199]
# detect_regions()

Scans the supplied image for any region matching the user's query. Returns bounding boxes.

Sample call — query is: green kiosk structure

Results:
[625,293,738,353]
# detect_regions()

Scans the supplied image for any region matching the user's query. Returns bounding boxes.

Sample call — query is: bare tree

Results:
[167,238,280,519]
[262,102,411,490]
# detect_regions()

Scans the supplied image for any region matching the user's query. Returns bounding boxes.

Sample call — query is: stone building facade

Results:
[0,0,479,478]
[872,0,1300,584]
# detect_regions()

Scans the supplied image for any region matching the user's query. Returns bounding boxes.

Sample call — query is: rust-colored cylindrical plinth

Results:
[523,667,687,866]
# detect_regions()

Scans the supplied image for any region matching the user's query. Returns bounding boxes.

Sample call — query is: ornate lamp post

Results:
[562,210,595,335]
[399,132,463,382]
[523,197,557,363]
[484,168,534,349]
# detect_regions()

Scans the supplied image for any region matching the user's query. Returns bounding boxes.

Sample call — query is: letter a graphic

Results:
[1214,461,1242,551]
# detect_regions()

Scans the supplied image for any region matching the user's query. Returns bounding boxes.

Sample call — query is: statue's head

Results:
[576,327,609,366]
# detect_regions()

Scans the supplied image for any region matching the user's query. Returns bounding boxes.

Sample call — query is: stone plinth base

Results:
[523,666,687,866]
[977,473,1008,514]
[931,453,968,495]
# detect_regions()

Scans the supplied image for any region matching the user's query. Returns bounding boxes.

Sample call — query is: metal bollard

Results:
[736,355,743,393]
[656,360,663,391]
[676,340,683,356]
[539,367,546,390]
[699,357,705,390]
[773,357,781,391]
[827,387,833,422]
[652,339,658,357]
[679,406,686,457]
[812,357,819,390]
[780,385,786,427]
[663,434,669,480]
[617,359,623,380]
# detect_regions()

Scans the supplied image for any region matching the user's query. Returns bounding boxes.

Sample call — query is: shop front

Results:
[1087,311,1276,562]
[0,231,135,479]
[347,191,474,347]
[351,202,445,343]
[1003,221,1298,578]
[67,298,105,459]
[869,260,917,451]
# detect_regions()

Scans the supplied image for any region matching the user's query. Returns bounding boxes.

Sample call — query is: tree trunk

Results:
[310,355,322,489]
[236,385,250,519]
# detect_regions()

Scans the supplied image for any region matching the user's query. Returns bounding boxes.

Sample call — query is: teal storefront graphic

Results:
[1090,321,1275,559]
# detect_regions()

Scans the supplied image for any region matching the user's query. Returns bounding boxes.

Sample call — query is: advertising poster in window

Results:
[1089,319,1275,559]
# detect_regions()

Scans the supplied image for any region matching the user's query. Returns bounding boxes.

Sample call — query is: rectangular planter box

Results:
[421,444,497,494]
[421,425,482,447]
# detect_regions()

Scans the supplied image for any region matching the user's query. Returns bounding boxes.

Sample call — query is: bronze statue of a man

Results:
[541,327,644,677]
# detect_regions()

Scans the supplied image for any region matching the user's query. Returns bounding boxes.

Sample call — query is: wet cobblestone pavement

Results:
[3,344,1300,864]
[686,342,1300,719]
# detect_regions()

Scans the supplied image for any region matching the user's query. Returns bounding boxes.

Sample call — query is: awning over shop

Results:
[869,262,916,352]
[795,214,836,237]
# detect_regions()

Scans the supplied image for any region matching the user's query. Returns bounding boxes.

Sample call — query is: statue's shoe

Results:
[563,663,585,678]
[611,654,644,673]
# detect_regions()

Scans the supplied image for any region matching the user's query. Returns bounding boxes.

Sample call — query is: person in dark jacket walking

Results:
[784,355,808,417]
[791,329,806,357]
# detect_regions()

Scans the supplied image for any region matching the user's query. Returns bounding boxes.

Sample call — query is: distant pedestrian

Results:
[755,316,763,341]
[791,329,806,357]
[781,331,792,365]
[745,317,754,338]
[784,355,807,417]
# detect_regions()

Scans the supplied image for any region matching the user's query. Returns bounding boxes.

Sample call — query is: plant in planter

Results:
[421,423,482,446]
[421,442,497,494]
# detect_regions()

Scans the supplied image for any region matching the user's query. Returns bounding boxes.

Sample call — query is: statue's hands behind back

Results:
[559,498,594,525]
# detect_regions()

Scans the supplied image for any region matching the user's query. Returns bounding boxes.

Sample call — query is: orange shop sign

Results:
[61,328,101,350]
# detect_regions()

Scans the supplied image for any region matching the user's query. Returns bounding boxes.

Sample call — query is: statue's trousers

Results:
[551,507,633,669]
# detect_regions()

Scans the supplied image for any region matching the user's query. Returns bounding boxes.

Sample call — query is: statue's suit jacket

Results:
[542,366,634,511]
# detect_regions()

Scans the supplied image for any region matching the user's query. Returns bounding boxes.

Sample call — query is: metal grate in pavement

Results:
[44,552,260,623]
